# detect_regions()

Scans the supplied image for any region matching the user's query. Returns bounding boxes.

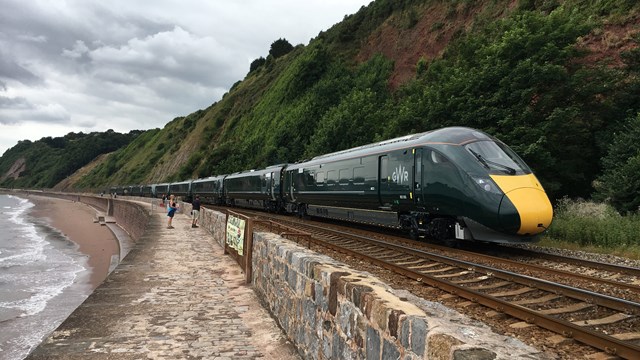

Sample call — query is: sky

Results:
[0,0,372,156]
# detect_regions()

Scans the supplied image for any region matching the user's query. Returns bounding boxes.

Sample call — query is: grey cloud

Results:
[0,96,31,109]
[1,0,174,73]
[0,103,71,125]
[0,50,43,85]
[88,26,241,89]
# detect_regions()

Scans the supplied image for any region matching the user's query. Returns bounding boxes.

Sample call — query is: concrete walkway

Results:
[26,206,300,359]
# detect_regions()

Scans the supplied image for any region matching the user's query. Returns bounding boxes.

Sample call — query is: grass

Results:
[542,197,640,260]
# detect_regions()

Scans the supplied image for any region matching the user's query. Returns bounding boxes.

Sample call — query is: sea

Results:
[0,194,92,360]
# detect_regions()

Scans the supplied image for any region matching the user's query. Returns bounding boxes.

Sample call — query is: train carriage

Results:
[128,185,142,196]
[169,180,193,201]
[152,183,170,198]
[141,185,153,197]
[191,176,226,205]
[224,165,286,212]
[284,127,553,243]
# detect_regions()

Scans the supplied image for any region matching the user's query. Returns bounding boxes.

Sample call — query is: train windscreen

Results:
[464,141,531,175]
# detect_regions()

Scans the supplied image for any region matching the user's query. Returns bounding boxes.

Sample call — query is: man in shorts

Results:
[191,195,201,228]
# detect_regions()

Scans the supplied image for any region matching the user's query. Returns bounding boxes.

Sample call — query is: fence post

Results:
[245,218,253,284]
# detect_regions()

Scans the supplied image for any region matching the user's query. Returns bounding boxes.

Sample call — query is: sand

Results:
[26,196,119,289]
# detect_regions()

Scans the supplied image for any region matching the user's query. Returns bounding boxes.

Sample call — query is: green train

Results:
[122,127,553,243]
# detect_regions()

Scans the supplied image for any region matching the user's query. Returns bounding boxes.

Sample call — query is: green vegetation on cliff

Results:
[0,130,141,189]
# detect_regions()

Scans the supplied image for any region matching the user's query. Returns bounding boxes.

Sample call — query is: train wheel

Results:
[428,218,454,240]
[409,227,419,241]
[297,204,307,219]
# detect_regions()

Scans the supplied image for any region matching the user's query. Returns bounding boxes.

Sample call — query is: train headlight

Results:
[471,177,502,194]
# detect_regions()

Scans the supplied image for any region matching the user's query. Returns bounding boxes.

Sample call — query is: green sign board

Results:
[226,215,245,256]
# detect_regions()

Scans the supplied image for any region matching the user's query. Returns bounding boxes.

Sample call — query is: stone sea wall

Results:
[187,204,538,360]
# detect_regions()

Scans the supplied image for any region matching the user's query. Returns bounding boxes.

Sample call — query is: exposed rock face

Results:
[2,157,26,182]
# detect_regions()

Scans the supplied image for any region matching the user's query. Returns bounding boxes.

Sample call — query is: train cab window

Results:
[465,141,530,175]
[425,150,460,189]
[430,151,449,164]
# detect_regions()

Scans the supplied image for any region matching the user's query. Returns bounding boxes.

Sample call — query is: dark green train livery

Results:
[281,127,552,243]
[119,127,552,244]
[224,165,285,212]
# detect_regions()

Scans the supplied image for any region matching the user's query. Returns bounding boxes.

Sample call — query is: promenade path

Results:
[26,203,300,360]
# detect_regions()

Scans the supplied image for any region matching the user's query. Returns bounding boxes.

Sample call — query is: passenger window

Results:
[339,169,350,185]
[353,167,365,185]
[380,156,388,183]
[327,170,337,186]
[316,172,325,186]
[305,171,315,187]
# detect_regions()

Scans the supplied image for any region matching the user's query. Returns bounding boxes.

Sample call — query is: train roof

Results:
[169,180,193,185]
[192,175,226,183]
[293,127,494,167]
[225,164,287,179]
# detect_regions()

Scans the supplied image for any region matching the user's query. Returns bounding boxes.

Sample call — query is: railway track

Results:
[415,243,640,304]
[232,209,640,359]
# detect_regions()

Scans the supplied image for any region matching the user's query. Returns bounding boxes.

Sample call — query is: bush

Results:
[269,38,294,59]
[546,198,640,249]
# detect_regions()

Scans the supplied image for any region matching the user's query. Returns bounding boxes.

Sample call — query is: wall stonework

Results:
[111,199,149,241]
[179,205,541,359]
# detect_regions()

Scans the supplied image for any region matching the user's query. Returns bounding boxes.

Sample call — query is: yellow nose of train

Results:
[491,174,553,236]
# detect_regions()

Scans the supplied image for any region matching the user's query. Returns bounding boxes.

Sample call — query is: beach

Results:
[26,195,119,289]
[0,194,121,359]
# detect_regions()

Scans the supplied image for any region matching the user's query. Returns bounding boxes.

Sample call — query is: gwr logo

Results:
[392,165,409,184]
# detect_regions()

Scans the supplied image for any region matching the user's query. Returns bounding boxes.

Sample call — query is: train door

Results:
[413,148,424,206]
[269,172,276,200]
[289,171,297,202]
[379,152,413,209]
[378,155,391,208]
[423,149,463,215]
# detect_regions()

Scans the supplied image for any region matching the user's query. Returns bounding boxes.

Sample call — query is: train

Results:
[110,127,553,244]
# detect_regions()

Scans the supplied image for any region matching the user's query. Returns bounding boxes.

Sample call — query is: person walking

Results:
[191,195,201,228]
[167,195,178,229]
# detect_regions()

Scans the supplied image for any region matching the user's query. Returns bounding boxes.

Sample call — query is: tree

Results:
[269,38,294,59]
[594,113,640,213]
[249,57,266,73]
